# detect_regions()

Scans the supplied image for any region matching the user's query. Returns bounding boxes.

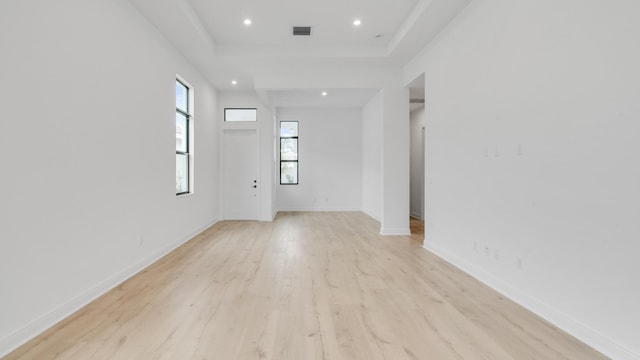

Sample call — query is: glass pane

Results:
[176,154,189,193]
[176,112,187,152]
[225,108,257,122]
[280,121,298,137]
[281,138,298,160]
[176,81,188,112]
[281,162,298,184]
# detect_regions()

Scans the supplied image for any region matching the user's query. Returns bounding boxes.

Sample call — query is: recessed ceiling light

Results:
[353,19,362,26]
[243,18,252,26]
[322,91,328,96]
[231,80,238,85]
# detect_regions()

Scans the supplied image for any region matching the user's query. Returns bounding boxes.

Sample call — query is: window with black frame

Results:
[280,121,298,185]
[176,79,191,195]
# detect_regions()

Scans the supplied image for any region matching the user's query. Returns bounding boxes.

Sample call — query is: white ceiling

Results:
[268,89,380,108]
[189,0,419,49]
[128,0,470,107]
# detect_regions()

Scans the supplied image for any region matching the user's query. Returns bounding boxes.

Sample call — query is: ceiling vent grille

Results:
[293,26,312,36]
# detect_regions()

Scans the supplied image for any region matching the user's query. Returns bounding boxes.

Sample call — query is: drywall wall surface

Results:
[362,91,384,221]
[0,0,219,355]
[405,1,640,358]
[380,86,411,235]
[276,107,363,211]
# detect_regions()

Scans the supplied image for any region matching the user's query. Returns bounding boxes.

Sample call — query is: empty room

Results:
[0,0,638,359]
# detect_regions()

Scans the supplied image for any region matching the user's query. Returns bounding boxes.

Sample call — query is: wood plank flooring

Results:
[410,217,425,244]
[4,212,608,360]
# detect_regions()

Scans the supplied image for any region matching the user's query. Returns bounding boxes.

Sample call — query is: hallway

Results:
[410,217,424,244]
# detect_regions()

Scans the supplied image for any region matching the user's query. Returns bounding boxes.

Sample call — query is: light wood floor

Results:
[4,212,607,360]
[410,217,425,244]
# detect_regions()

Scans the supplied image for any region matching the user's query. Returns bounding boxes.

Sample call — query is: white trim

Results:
[276,207,362,212]
[380,227,411,236]
[361,208,381,222]
[0,218,219,358]
[422,241,640,360]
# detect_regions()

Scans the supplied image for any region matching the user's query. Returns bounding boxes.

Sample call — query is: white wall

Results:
[405,1,640,359]
[381,86,411,235]
[0,0,219,356]
[362,92,384,221]
[217,91,276,221]
[254,65,411,233]
[410,107,426,219]
[276,108,363,211]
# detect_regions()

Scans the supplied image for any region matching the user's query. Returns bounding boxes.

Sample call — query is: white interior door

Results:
[223,129,258,220]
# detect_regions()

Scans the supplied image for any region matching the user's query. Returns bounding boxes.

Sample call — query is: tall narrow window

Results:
[176,79,191,195]
[280,121,298,185]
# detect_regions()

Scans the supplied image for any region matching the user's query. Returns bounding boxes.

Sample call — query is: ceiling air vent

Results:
[293,26,312,36]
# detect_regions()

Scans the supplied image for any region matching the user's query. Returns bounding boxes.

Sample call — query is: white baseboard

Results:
[423,242,640,360]
[0,218,219,358]
[361,208,381,222]
[277,207,362,212]
[380,227,411,236]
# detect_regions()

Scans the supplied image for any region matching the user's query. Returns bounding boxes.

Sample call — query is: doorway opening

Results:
[408,74,426,243]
